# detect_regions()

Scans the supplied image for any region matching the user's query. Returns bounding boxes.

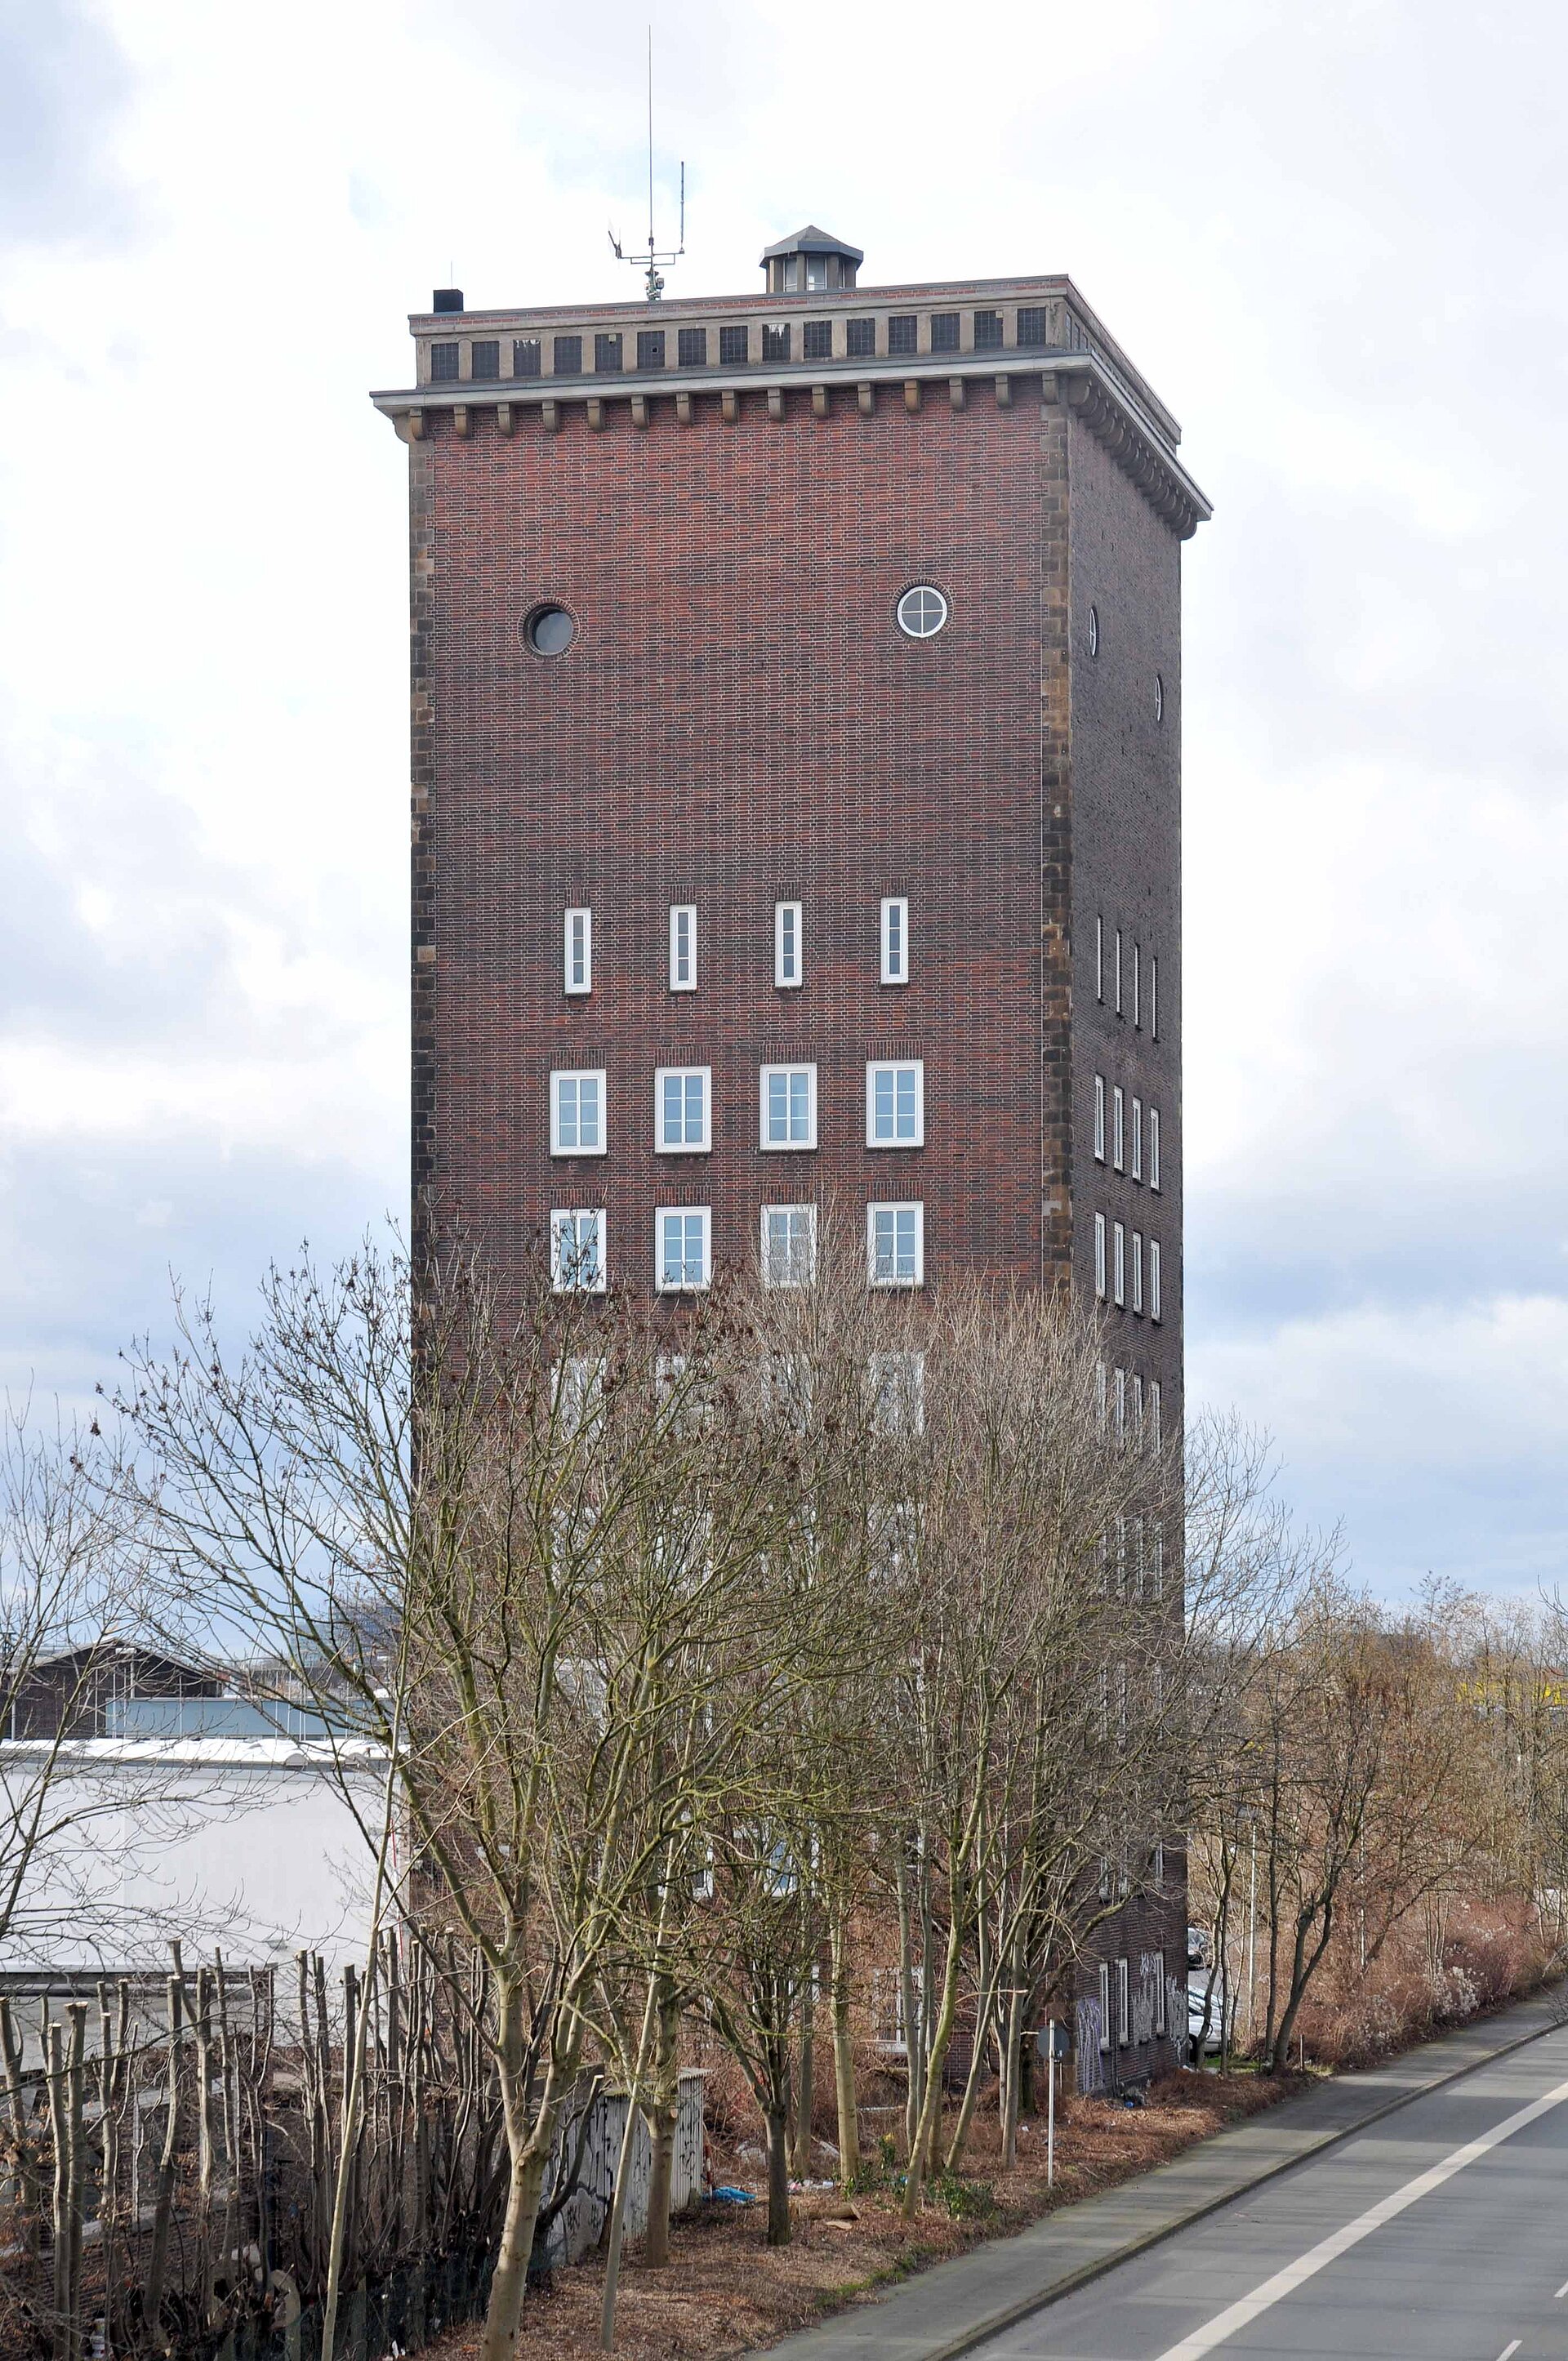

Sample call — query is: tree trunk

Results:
[828,1908,860,2185]
[641,1989,682,2268]
[791,1973,816,2178]
[478,1983,575,2361]
[902,1913,964,2218]
[944,1956,1001,2175]
[998,1989,1026,2169]
[895,1846,922,2158]
[765,2105,791,2247]
[1271,1900,1333,2074]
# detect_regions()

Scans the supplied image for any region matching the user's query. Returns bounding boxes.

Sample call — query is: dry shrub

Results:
[1295,1896,1557,2070]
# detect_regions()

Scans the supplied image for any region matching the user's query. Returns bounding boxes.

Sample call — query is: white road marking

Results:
[1494,2341,1521,2359]
[1557,2277,1568,2299]
[1151,2074,1568,2361]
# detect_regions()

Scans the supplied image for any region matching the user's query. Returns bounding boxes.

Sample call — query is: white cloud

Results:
[2,0,1566,1597]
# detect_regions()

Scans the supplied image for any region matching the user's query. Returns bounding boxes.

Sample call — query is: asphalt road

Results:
[971,2020,1568,2360]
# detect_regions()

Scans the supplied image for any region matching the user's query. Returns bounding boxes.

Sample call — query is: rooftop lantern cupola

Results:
[760,225,863,296]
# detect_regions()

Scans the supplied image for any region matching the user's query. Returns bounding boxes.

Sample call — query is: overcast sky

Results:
[2,0,1564,1597]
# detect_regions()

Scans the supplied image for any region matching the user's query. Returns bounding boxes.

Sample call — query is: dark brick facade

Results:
[392,287,1202,2083]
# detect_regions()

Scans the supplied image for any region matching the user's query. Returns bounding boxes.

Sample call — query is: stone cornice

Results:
[368,350,1212,540]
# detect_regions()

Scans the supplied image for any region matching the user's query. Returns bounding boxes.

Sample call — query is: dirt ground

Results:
[434,2069,1304,2361]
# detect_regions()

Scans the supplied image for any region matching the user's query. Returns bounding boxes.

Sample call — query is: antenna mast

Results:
[608,27,686,302]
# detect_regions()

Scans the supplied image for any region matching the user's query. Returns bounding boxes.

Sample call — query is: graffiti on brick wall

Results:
[1168,1973,1187,2052]
[1076,1997,1105,2091]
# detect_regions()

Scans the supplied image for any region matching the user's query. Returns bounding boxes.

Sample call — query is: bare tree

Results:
[115,1237,802,2361]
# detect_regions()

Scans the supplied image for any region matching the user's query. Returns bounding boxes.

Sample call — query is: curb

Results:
[808,1992,1568,2361]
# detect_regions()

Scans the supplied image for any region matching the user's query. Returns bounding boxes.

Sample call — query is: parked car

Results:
[1187,1925,1226,2058]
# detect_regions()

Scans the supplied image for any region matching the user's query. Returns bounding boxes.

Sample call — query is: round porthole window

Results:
[1155,672,1165,723]
[896,585,949,639]
[523,603,576,657]
[1089,604,1100,657]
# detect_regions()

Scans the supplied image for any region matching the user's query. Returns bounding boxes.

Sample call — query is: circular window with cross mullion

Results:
[896,585,949,639]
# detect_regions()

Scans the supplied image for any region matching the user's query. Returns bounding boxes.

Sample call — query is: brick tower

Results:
[372,228,1209,2082]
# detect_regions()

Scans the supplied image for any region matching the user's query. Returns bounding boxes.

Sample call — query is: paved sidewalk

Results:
[761,1985,1568,2361]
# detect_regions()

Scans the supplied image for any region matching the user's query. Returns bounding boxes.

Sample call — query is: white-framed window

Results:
[1150,1240,1163,1324]
[1152,1523,1165,1598]
[550,1208,605,1293]
[870,1350,925,1435]
[1115,927,1123,1016]
[1098,1962,1111,2051]
[550,1068,606,1156]
[1111,1085,1125,1172]
[1094,1212,1107,1299]
[656,1205,711,1292]
[1131,1097,1143,1182]
[1151,1382,1163,1455]
[1154,1949,1168,2036]
[761,1203,817,1288]
[1151,956,1159,1040]
[1133,1372,1145,1442]
[867,1201,924,1287]
[1094,1075,1107,1162]
[564,907,592,996]
[1132,941,1141,1029]
[669,903,697,991]
[656,1065,710,1154]
[866,1059,924,1147]
[1096,1360,1108,1431]
[760,1062,817,1150]
[774,899,803,988]
[1117,1958,1131,2046]
[1149,1107,1161,1192]
[1114,1366,1127,1443]
[880,895,910,984]
[1096,915,1104,1003]
[1113,1221,1126,1307]
[553,1355,606,1430]
[1131,1231,1143,1315]
[1116,1664,1129,1748]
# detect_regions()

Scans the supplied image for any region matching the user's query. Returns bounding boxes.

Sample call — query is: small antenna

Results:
[608,25,686,303]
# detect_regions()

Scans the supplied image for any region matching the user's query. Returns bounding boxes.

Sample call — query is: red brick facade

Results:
[394,285,1200,2082]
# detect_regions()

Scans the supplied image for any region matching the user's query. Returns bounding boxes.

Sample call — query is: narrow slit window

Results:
[1133,942,1142,1028]
[564,907,591,996]
[1150,1107,1162,1192]
[669,904,697,992]
[1150,1241,1163,1324]
[1151,955,1159,1040]
[1151,1385,1163,1458]
[1094,1212,1107,1299]
[1115,929,1124,1017]
[880,896,910,984]
[1094,1075,1107,1161]
[1132,1232,1143,1315]
[1131,1098,1143,1182]
[1096,915,1104,1002]
[1112,1085,1125,1172]
[774,900,803,988]
[1113,1221,1126,1307]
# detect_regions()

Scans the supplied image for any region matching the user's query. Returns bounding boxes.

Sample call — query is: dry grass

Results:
[430,2069,1302,2361]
